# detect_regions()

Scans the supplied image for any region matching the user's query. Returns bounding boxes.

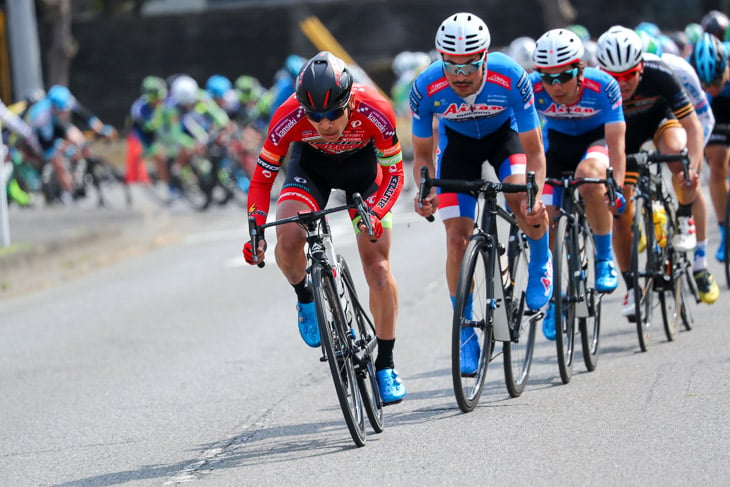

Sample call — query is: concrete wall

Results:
[41,0,723,127]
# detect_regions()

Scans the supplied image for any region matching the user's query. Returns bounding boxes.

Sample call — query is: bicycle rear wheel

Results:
[503,227,536,398]
[312,263,366,447]
[554,216,576,384]
[679,254,699,331]
[338,256,384,434]
[631,197,654,352]
[452,236,494,413]
[578,222,601,372]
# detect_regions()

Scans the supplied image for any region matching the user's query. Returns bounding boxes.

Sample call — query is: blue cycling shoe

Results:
[716,226,726,262]
[527,251,553,310]
[542,302,556,341]
[460,327,480,376]
[296,301,321,348]
[376,368,406,405]
[595,259,618,293]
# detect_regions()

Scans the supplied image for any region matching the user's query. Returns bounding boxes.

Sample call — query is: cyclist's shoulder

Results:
[352,83,396,119]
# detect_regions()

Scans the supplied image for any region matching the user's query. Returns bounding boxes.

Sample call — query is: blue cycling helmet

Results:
[285,55,306,79]
[205,74,232,99]
[48,84,75,111]
[690,33,728,84]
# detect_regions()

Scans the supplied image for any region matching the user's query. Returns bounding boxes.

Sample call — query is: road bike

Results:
[247,193,383,447]
[627,149,699,351]
[418,167,541,412]
[544,168,619,384]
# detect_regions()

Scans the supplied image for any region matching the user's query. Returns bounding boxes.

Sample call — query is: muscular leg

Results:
[357,228,398,340]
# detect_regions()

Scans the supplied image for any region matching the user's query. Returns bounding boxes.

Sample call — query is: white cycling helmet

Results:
[507,36,537,71]
[171,75,199,105]
[435,12,490,55]
[533,29,584,69]
[596,25,644,72]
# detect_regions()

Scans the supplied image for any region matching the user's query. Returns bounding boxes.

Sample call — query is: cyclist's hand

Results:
[520,198,546,226]
[609,189,626,216]
[677,165,700,189]
[357,213,383,240]
[413,191,438,219]
[242,238,267,265]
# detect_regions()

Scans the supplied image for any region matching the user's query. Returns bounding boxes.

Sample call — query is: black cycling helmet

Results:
[701,10,730,40]
[295,51,353,113]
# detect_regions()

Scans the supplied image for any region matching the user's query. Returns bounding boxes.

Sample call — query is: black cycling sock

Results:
[622,271,633,290]
[677,203,693,217]
[292,278,313,303]
[375,338,395,371]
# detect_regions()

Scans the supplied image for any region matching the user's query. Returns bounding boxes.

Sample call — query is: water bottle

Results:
[652,201,668,248]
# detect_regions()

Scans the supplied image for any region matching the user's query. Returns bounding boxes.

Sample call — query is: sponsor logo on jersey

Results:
[582,78,601,93]
[377,176,400,210]
[427,79,450,96]
[443,102,507,118]
[359,102,396,137]
[487,72,511,89]
[543,103,600,118]
[270,114,299,144]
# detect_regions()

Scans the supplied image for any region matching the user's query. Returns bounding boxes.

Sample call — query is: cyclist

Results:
[638,30,717,288]
[242,51,407,405]
[163,75,231,173]
[25,84,115,201]
[689,34,730,267]
[595,26,716,314]
[506,36,536,73]
[268,54,306,112]
[129,75,169,188]
[411,12,552,373]
[530,28,627,340]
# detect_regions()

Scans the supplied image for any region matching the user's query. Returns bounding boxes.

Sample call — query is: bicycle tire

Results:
[554,216,576,384]
[724,195,730,288]
[452,236,493,413]
[656,198,680,341]
[631,197,653,352]
[680,258,699,331]
[659,253,681,341]
[338,256,384,433]
[503,227,536,398]
[312,263,366,447]
[578,221,601,372]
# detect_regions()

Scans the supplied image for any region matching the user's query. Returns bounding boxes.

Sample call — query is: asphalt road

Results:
[1,191,729,486]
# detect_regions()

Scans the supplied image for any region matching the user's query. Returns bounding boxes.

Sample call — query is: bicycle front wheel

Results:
[679,258,699,331]
[503,227,536,398]
[554,216,576,384]
[631,197,654,351]
[338,256,384,434]
[452,237,494,413]
[578,222,601,372]
[312,263,366,447]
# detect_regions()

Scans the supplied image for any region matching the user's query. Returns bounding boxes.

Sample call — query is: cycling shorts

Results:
[543,126,608,207]
[436,121,526,221]
[279,141,392,229]
[624,116,681,186]
[708,96,730,146]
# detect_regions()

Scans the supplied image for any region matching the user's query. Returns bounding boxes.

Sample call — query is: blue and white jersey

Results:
[409,52,540,140]
[660,53,714,145]
[530,67,623,138]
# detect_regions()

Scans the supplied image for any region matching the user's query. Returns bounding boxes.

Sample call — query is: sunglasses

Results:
[442,55,486,76]
[603,65,642,82]
[305,106,348,123]
[539,67,579,85]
